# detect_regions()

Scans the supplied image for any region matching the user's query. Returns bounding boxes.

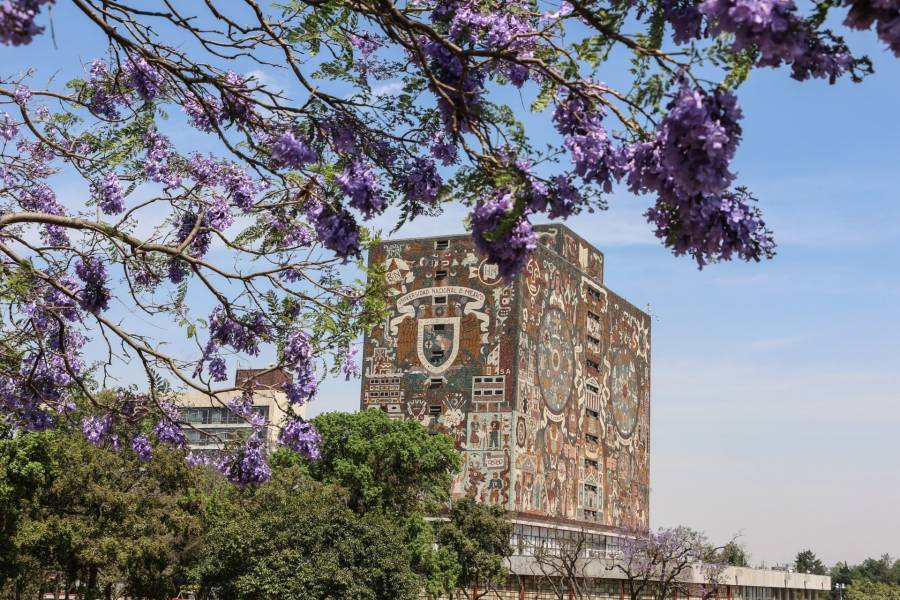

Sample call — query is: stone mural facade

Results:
[360,224,650,530]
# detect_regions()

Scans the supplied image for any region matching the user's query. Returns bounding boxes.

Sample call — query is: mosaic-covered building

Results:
[360,223,651,531]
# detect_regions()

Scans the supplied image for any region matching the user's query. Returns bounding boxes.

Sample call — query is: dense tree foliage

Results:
[846,579,900,600]
[307,409,462,513]
[831,554,900,598]
[1,410,513,599]
[196,467,421,600]
[716,541,749,567]
[1,0,898,476]
[795,549,828,575]
[434,498,513,599]
[0,426,202,599]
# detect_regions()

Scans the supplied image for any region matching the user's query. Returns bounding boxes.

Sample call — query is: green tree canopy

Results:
[196,466,420,600]
[846,579,900,600]
[0,429,202,600]
[794,549,827,575]
[308,410,462,514]
[716,541,749,567]
[434,497,513,600]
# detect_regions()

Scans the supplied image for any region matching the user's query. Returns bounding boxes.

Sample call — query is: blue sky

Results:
[6,1,899,567]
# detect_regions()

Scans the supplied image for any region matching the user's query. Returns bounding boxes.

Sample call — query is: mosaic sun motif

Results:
[609,346,645,437]
[537,306,575,414]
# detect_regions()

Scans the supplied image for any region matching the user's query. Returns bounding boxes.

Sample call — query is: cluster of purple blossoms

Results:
[845,0,900,56]
[337,158,386,218]
[398,157,443,208]
[430,133,459,166]
[205,305,272,358]
[271,131,317,169]
[553,94,623,193]
[20,184,69,246]
[144,132,181,189]
[529,175,584,220]
[0,0,53,46]
[167,260,188,284]
[0,112,19,142]
[123,55,164,102]
[349,32,380,55]
[698,0,853,81]
[182,93,222,132]
[421,38,486,133]
[644,84,741,198]
[74,256,111,314]
[217,435,271,485]
[131,434,153,461]
[188,153,221,184]
[341,345,360,381]
[324,120,356,153]
[305,199,361,260]
[208,356,228,382]
[14,84,31,105]
[205,194,234,231]
[153,400,187,448]
[663,0,704,44]
[281,330,317,405]
[433,0,537,87]
[174,211,212,258]
[470,189,537,281]
[82,414,114,446]
[348,32,381,78]
[221,163,262,212]
[87,60,124,120]
[645,188,775,265]
[625,84,774,265]
[1,343,80,431]
[265,213,315,249]
[221,71,255,124]
[226,393,267,428]
[279,416,321,459]
[91,172,125,215]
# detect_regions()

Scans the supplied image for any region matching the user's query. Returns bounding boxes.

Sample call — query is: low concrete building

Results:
[176,368,302,455]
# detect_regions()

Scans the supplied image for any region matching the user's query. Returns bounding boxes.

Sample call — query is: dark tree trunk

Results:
[85,567,98,600]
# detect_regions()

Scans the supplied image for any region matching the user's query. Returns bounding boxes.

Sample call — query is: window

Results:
[433,323,446,332]
[430,377,443,388]
[585,459,599,469]
[435,239,449,250]
[586,359,600,371]
[586,408,599,419]
[433,296,447,305]
[585,433,599,443]
[434,269,447,280]
[430,349,444,364]
[429,405,442,416]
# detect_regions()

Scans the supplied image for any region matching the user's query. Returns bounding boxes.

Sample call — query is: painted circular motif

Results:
[478,259,502,286]
[609,347,644,438]
[516,416,526,447]
[525,257,541,296]
[537,307,575,414]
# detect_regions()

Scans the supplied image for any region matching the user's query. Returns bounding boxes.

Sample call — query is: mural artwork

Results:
[361,224,650,530]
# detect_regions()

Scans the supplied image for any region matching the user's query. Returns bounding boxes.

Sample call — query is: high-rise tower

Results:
[360,224,650,531]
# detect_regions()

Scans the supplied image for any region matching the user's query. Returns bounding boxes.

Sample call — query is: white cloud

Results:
[372,81,404,97]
